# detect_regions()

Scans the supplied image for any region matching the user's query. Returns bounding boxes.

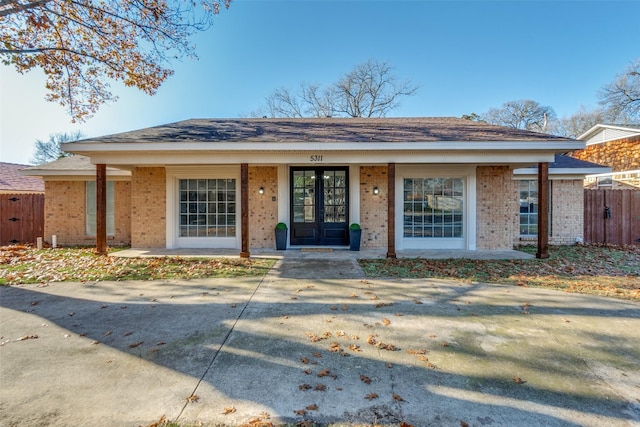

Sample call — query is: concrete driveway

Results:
[1,255,639,427]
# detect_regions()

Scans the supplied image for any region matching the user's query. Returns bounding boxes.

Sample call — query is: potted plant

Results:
[349,223,362,251]
[275,222,288,250]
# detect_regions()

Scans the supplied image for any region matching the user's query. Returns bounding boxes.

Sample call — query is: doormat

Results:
[301,248,334,252]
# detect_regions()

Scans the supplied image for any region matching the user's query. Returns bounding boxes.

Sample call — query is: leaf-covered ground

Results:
[360,244,640,301]
[0,246,275,285]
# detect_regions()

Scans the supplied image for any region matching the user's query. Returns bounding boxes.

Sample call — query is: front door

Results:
[290,167,349,246]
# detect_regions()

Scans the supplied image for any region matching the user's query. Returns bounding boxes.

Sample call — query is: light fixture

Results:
[373,187,379,195]
[258,187,265,195]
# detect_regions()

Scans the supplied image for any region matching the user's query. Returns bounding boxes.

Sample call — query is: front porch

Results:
[111,247,534,260]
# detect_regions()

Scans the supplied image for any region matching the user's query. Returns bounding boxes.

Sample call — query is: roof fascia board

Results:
[20,169,131,177]
[62,140,585,154]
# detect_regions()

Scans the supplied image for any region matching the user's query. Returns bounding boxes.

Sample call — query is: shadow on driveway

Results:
[1,270,639,426]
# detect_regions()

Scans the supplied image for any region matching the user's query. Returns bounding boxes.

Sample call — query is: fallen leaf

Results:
[513,376,524,384]
[382,318,391,326]
[300,357,309,364]
[123,331,133,337]
[313,352,322,358]
[293,409,306,416]
[440,342,449,347]
[460,422,470,427]
[386,362,392,368]
[143,415,167,427]
[314,383,326,391]
[303,369,311,375]
[413,299,423,304]
[306,404,318,411]
[299,384,312,391]
[128,341,143,348]
[223,406,236,415]
[156,341,166,346]
[392,393,405,401]
[407,349,427,355]
[17,334,38,341]
[365,393,379,400]
[103,330,112,337]
[400,423,415,427]
[350,293,358,298]
[186,394,199,403]
[349,344,362,352]
[317,369,331,377]
[360,374,371,384]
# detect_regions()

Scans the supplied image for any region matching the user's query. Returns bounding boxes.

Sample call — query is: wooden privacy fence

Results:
[584,189,640,245]
[0,193,45,246]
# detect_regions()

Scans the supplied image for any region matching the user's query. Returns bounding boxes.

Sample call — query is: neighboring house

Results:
[572,124,640,189]
[0,162,45,194]
[0,162,45,246]
[22,117,605,255]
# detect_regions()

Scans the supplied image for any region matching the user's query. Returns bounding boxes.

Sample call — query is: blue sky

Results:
[1,0,638,164]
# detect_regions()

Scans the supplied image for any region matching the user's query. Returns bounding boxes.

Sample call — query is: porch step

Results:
[300,248,334,252]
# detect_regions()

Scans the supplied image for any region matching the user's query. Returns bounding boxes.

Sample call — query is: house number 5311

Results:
[310,155,323,162]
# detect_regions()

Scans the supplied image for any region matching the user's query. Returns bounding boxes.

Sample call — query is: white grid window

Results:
[403,178,464,238]
[178,179,236,237]
[519,180,552,236]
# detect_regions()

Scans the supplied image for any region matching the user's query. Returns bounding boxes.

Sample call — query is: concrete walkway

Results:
[1,253,639,427]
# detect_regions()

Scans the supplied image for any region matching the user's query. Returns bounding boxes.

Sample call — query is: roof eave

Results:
[62,140,586,155]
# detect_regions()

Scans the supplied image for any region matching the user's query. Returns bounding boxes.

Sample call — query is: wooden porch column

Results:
[387,162,397,258]
[536,162,549,259]
[96,164,107,255]
[240,163,250,258]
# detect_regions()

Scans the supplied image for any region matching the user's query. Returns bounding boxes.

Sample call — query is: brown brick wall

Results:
[131,167,166,248]
[569,135,640,172]
[359,166,388,248]
[248,166,279,249]
[550,180,584,245]
[113,181,131,245]
[44,180,131,247]
[476,166,518,250]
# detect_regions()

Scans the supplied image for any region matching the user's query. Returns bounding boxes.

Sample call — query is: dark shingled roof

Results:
[0,163,45,192]
[550,154,608,169]
[75,117,575,144]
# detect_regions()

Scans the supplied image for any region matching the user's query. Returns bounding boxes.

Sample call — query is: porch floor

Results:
[112,247,534,260]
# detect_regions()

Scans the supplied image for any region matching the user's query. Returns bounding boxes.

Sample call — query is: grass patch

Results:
[359,244,640,300]
[0,246,275,285]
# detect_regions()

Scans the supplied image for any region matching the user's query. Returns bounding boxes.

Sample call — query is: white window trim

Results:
[395,165,476,250]
[165,166,241,249]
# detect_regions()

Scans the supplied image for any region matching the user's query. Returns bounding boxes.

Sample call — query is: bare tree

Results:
[257,59,418,118]
[1,0,231,122]
[31,131,84,164]
[265,87,304,118]
[481,99,556,133]
[599,58,640,122]
[334,59,419,118]
[549,107,609,138]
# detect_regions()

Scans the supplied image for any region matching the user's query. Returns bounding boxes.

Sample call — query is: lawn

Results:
[0,245,275,285]
[2,244,639,301]
[360,244,640,301]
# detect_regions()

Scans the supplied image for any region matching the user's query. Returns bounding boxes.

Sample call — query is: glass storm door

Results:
[290,167,349,246]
